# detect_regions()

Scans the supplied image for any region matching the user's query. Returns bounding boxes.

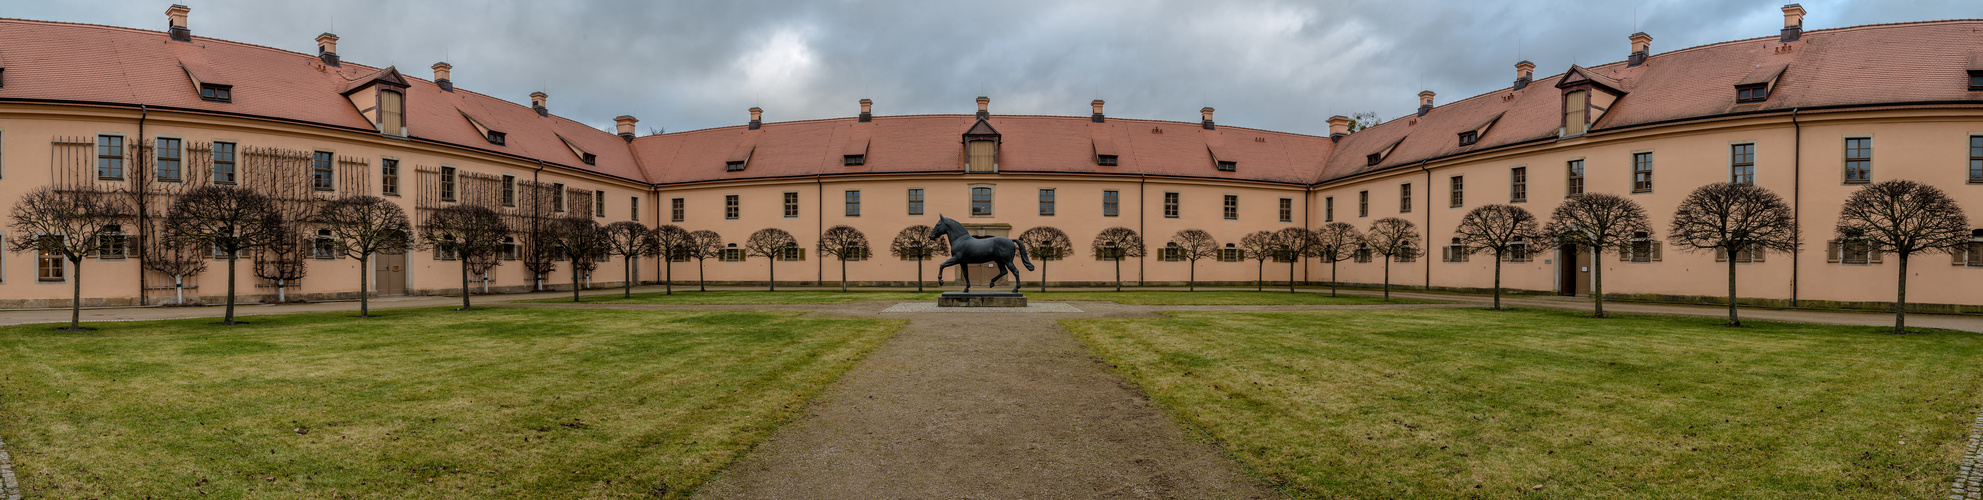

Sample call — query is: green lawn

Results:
[1064,309,1983,499]
[537,290,941,305]
[539,289,1422,306]
[1028,290,1425,305]
[0,307,902,498]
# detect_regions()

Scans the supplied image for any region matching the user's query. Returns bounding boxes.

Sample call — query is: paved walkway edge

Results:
[1956,408,1983,499]
[0,433,19,500]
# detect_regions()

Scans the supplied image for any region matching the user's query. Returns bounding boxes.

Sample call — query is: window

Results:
[594,190,606,218]
[486,131,506,146]
[784,192,800,218]
[1035,246,1064,261]
[1279,198,1293,223]
[1632,152,1654,193]
[439,166,457,202]
[1627,232,1662,263]
[1736,83,1768,103]
[1731,144,1756,184]
[725,194,740,219]
[1445,238,1467,263]
[379,90,405,136]
[1963,230,1983,267]
[1353,244,1372,263]
[1217,161,1236,172]
[1566,159,1585,196]
[552,183,566,212]
[1395,242,1416,263]
[907,189,925,215]
[844,154,865,166]
[1358,191,1369,217]
[1450,176,1465,208]
[721,244,744,262]
[199,83,232,103]
[671,198,685,222]
[1400,183,1413,213]
[778,243,806,262]
[967,140,996,172]
[1324,197,1334,222]
[97,135,124,180]
[37,235,63,282]
[1039,189,1055,216]
[1458,130,1478,146]
[1097,155,1118,166]
[145,137,180,182]
[1097,243,1123,262]
[1155,242,1185,261]
[1223,194,1238,220]
[845,190,861,216]
[579,153,596,166]
[1563,90,1588,136]
[1971,136,1983,183]
[971,187,994,216]
[1219,243,1244,262]
[96,226,126,259]
[1717,244,1760,264]
[631,197,639,221]
[501,175,516,206]
[213,142,237,184]
[1510,167,1527,203]
[313,229,337,259]
[312,152,335,191]
[1972,71,1983,91]
[725,161,745,172]
[1844,138,1872,183]
[378,158,396,195]
[1164,192,1180,218]
[1834,238,1875,265]
[1507,237,1530,263]
[502,237,519,261]
[1103,190,1119,217]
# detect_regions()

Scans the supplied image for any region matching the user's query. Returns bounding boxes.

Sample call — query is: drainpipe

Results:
[816,174,824,287]
[137,104,149,306]
[533,160,546,291]
[1420,160,1432,291]
[1139,173,1147,287]
[1790,108,1801,307]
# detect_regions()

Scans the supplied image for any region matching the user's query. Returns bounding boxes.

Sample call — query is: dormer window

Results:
[580,153,597,166]
[1367,153,1383,166]
[1970,70,1983,91]
[461,111,505,146]
[725,161,745,172]
[557,135,596,166]
[1736,83,1769,103]
[199,83,232,103]
[486,131,506,146]
[1457,130,1478,146]
[379,89,405,137]
[1097,155,1118,166]
[844,154,865,166]
[1217,161,1237,172]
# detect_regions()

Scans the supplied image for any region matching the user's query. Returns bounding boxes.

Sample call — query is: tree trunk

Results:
[1288,257,1297,293]
[1188,259,1196,292]
[68,258,82,330]
[1330,260,1339,297]
[573,266,582,302]
[1492,253,1503,310]
[460,260,472,310]
[276,279,286,303]
[840,257,848,292]
[917,257,925,292]
[1255,261,1263,292]
[1382,257,1391,301]
[698,259,707,292]
[664,256,673,295]
[1039,258,1048,292]
[358,255,371,317]
[1114,258,1122,292]
[1895,254,1909,334]
[1592,248,1606,318]
[174,275,185,305]
[225,254,239,324]
[625,256,635,298]
[1727,254,1739,326]
[769,260,776,292]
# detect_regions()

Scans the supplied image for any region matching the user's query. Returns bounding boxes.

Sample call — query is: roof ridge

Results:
[644,113,1334,139]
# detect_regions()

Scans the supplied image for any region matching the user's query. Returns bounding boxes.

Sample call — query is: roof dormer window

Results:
[1970,70,1983,92]
[1367,153,1383,166]
[1097,155,1118,166]
[378,89,405,137]
[1457,130,1478,146]
[725,161,745,172]
[844,154,865,166]
[580,153,597,166]
[1736,83,1768,103]
[487,131,506,146]
[1217,161,1237,172]
[199,83,231,103]
[461,112,505,146]
[557,135,595,166]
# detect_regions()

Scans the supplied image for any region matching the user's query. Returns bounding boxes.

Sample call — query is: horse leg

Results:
[1004,259,1023,293]
[960,262,971,293]
[934,258,956,287]
[987,262,1008,288]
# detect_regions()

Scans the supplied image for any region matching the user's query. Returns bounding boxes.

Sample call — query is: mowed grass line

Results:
[537,289,1426,306]
[0,307,903,498]
[1063,308,1983,499]
[529,290,940,305]
[1027,290,1428,305]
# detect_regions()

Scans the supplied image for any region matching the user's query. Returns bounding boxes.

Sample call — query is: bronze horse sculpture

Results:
[930,215,1035,292]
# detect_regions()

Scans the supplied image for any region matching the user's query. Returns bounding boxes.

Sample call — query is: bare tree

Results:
[686,230,724,292]
[891,225,950,292]
[1017,226,1071,292]
[1834,180,1971,333]
[7,187,133,330]
[746,228,798,291]
[1314,222,1362,297]
[1345,111,1381,133]
[165,185,280,324]
[1455,204,1544,310]
[518,182,561,292]
[141,221,208,306]
[1169,229,1219,291]
[817,225,871,292]
[251,219,310,303]
[652,224,692,295]
[1091,227,1147,291]
[1366,217,1421,301]
[550,216,609,302]
[318,196,412,317]
[603,221,657,298]
[1239,230,1276,292]
[1666,183,1800,326]
[1271,227,1320,293]
[419,204,509,310]
[1544,193,1652,317]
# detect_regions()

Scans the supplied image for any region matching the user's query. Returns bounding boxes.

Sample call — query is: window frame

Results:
[1097,155,1118,166]
[1163,192,1180,219]
[312,151,336,191]
[96,134,124,181]
[1216,160,1237,172]
[1279,197,1293,223]
[1844,136,1873,184]
[1457,130,1478,146]
[970,185,995,217]
[671,197,685,222]
[725,194,740,220]
[594,190,606,218]
[439,166,458,202]
[198,83,233,103]
[1631,151,1654,193]
[1449,175,1465,208]
[1039,188,1056,216]
[36,234,64,282]
[1730,142,1756,184]
[154,136,183,182]
[213,141,238,185]
[378,89,406,137]
[1324,196,1334,222]
[1102,190,1119,217]
[783,192,800,218]
[1358,190,1369,218]
[1566,158,1585,197]
[1969,135,1982,184]
[1735,83,1768,103]
[907,188,925,216]
[1223,194,1238,220]
[1509,166,1527,203]
[845,189,861,217]
[377,157,396,195]
[501,174,516,207]
[1399,183,1413,213]
[552,183,566,212]
[843,154,865,166]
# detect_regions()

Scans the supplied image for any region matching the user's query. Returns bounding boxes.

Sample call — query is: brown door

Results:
[375,251,407,296]
[1558,244,1579,296]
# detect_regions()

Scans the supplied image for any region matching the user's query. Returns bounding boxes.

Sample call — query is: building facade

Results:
[0,5,1977,310]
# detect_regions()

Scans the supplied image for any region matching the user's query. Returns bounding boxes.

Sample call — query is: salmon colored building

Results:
[0,5,1978,311]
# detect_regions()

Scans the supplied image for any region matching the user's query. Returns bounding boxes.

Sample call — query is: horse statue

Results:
[930,215,1035,292]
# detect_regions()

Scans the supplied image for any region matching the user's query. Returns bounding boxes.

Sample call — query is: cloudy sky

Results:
[9,0,1975,135]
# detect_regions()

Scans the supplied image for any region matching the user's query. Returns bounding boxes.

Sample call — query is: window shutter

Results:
[1752,247,1764,262]
[1955,246,1966,266]
[1826,240,1840,263]
[1619,246,1631,261]
[1870,248,1882,264]
[1969,243,1982,266]
[1715,247,1727,262]
[1651,242,1663,261]
[1442,246,1452,262]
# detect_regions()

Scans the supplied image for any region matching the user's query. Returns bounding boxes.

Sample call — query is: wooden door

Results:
[375,251,407,295]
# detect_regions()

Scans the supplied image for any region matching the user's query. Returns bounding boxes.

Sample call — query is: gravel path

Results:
[1956,408,1983,499]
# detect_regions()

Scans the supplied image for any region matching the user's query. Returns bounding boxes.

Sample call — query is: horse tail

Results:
[1016,239,1036,271]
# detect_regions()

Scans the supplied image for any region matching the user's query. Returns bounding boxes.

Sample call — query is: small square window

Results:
[1366,153,1382,166]
[1969,71,1983,92]
[487,131,506,146]
[580,153,597,166]
[1097,155,1118,166]
[199,84,232,103]
[1457,130,1477,146]
[1216,161,1236,172]
[1736,84,1769,103]
[844,154,865,166]
[725,161,745,172]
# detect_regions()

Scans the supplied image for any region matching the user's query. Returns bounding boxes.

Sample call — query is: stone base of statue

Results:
[938,292,1028,307]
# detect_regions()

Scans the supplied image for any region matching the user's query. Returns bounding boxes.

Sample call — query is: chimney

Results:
[1091,100,1105,123]
[748,107,763,130]
[1417,90,1435,117]
[1327,115,1351,142]
[529,92,548,117]
[431,62,453,92]
[858,98,872,123]
[975,96,990,120]
[1628,32,1653,67]
[316,32,340,67]
[166,4,190,42]
[1200,107,1216,130]
[614,115,638,142]
[1780,4,1806,42]
[1514,60,1535,90]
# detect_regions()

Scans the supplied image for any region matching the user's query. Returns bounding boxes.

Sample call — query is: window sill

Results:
[98,177,124,182]
[1842,180,1871,185]
[1511,199,1528,204]
[1631,190,1653,194]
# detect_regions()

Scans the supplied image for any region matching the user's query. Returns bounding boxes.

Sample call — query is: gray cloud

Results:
[9,0,1974,135]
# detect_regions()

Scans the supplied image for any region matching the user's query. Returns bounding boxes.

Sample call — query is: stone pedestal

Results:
[938,292,1027,307]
